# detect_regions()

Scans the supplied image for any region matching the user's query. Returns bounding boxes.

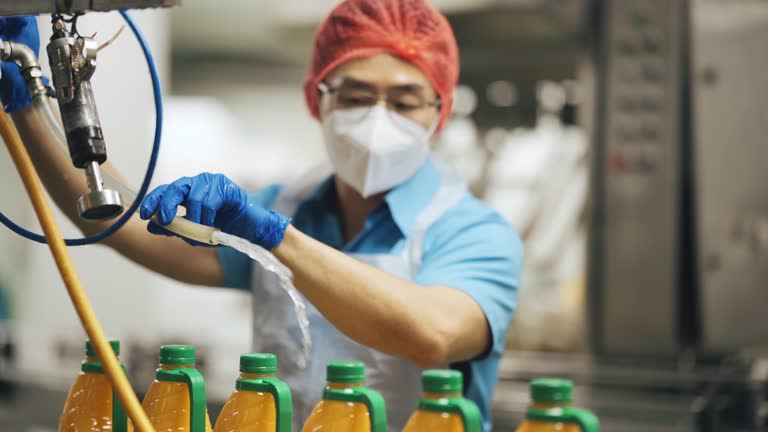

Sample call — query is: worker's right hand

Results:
[0,16,40,113]
[140,173,292,250]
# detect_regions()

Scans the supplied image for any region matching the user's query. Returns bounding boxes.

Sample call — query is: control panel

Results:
[592,0,685,356]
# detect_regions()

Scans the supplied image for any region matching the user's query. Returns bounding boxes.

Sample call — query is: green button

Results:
[632,9,651,27]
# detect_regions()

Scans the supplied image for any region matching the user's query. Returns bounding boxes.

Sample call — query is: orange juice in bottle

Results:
[213,353,292,432]
[59,339,128,432]
[301,361,386,432]
[141,345,212,432]
[403,370,482,432]
[515,378,599,432]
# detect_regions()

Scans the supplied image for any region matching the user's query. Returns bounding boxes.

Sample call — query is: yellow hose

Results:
[0,110,156,432]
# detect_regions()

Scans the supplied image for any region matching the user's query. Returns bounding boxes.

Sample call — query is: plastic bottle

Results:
[141,345,212,432]
[213,353,292,432]
[301,361,387,432]
[59,339,128,432]
[515,378,599,432]
[402,369,482,432]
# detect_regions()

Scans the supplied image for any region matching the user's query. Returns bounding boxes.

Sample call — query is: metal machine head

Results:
[77,191,124,221]
[47,17,124,221]
[0,2,177,222]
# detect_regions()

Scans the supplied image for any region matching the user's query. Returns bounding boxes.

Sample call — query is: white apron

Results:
[251,162,467,431]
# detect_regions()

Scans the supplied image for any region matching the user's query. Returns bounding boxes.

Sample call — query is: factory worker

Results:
[0,1,523,430]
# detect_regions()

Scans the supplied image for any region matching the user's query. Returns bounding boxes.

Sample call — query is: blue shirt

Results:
[218,158,524,431]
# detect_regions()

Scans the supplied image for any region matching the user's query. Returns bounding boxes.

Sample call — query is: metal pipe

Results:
[0,41,47,99]
[84,161,104,192]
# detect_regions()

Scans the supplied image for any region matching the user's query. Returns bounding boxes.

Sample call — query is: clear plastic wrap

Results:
[212,231,311,368]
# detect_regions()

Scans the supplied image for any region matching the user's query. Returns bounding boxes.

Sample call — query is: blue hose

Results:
[0,10,162,246]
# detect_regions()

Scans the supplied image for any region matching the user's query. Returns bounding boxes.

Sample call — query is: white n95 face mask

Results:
[322,105,435,198]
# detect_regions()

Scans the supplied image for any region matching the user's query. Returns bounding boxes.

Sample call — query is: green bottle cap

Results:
[240,353,277,374]
[422,369,463,394]
[531,378,573,403]
[85,339,120,357]
[327,361,365,383]
[160,345,196,366]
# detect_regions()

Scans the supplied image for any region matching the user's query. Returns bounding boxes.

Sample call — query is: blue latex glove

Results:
[0,16,40,113]
[140,173,292,250]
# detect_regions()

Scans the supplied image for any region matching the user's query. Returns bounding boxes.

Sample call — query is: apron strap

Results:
[405,160,468,278]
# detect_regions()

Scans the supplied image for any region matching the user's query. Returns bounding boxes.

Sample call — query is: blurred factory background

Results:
[0,0,766,430]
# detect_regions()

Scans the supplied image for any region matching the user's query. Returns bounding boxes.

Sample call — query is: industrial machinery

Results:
[589,0,768,359]
[0,1,179,221]
[0,1,180,16]
[584,0,768,430]
[47,16,124,220]
[446,0,768,430]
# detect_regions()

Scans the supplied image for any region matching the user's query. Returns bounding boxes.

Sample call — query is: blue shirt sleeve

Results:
[415,196,524,358]
[217,184,284,290]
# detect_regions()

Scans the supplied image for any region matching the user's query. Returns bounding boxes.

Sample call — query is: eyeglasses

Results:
[319,81,441,122]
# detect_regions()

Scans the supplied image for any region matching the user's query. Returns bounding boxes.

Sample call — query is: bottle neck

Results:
[240,372,276,380]
[532,401,571,410]
[422,391,462,400]
[326,381,363,390]
[159,363,195,370]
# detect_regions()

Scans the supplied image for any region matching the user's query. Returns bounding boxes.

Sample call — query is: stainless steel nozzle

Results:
[76,162,124,221]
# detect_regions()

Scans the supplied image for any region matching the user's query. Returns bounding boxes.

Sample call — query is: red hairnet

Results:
[304,0,460,130]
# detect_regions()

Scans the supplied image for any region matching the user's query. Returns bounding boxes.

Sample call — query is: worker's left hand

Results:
[140,173,292,250]
[0,16,41,113]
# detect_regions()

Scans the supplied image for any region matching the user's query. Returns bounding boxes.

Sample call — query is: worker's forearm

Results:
[273,226,487,368]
